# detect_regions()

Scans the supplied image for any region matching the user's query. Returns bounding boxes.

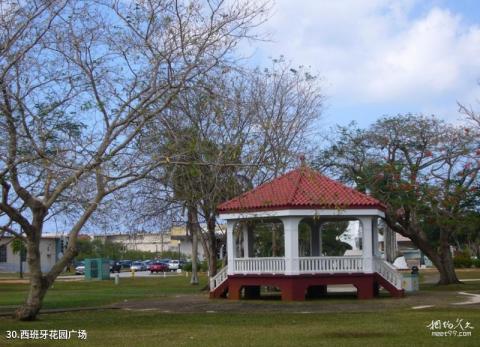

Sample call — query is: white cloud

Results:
[251,0,480,106]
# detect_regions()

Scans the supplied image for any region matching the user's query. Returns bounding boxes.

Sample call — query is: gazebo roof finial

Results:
[298,153,306,167]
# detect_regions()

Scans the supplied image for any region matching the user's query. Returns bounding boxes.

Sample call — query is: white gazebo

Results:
[210,166,403,301]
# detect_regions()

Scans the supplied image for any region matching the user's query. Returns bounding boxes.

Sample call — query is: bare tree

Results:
[135,60,324,280]
[458,102,480,129]
[0,0,267,320]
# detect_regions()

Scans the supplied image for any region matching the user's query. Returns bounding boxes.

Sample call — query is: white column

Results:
[372,218,379,257]
[282,217,302,275]
[242,223,254,258]
[226,220,236,275]
[310,222,323,256]
[241,223,248,258]
[360,217,373,273]
[319,227,323,255]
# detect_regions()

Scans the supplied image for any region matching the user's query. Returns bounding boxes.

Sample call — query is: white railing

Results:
[234,257,286,274]
[232,257,364,274]
[222,257,402,291]
[298,256,363,273]
[210,266,228,291]
[374,258,403,289]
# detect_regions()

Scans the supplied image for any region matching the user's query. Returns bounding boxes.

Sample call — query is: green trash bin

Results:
[84,258,110,280]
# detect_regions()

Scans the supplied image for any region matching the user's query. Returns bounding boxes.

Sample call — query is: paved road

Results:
[111,270,183,278]
[56,270,185,281]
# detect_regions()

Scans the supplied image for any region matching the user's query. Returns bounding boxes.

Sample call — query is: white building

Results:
[0,235,63,273]
[169,225,225,261]
[93,226,225,261]
[95,232,171,253]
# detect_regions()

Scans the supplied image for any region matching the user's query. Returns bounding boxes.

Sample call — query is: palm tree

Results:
[11,238,27,279]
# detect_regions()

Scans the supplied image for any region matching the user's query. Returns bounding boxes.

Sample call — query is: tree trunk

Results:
[414,239,460,285]
[187,206,199,285]
[191,229,199,285]
[15,273,49,321]
[384,226,397,263]
[207,216,217,278]
[386,217,460,285]
[14,237,50,321]
[13,207,79,321]
[19,251,23,279]
[435,235,461,285]
[209,244,217,277]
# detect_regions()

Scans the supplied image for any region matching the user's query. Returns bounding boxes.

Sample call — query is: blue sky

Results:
[245,0,480,128]
[39,0,480,234]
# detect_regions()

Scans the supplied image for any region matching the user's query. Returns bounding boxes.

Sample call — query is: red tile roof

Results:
[217,166,385,213]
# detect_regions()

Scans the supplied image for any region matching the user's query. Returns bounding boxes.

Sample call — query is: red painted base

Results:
[210,273,404,301]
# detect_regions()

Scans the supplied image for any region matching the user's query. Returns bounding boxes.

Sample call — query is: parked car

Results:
[75,262,85,275]
[110,261,122,273]
[119,260,132,269]
[150,262,169,273]
[130,261,146,271]
[144,261,154,271]
[168,260,180,271]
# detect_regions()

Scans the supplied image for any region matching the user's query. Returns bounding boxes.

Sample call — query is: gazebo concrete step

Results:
[374,273,405,298]
[210,278,229,299]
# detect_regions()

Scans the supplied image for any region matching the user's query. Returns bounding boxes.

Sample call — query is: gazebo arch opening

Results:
[298,218,360,257]
[235,219,285,259]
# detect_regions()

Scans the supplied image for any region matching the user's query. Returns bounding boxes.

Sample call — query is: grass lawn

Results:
[0,270,478,346]
[0,272,79,279]
[0,275,207,312]
[0,273,24,279]
[0,308,478,347]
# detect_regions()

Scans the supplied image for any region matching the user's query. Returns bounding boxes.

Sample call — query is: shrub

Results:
[473,259,480,268]
[453,252,473,268]
[181,260,208,272]
[200,260,209,272]
[182,259,225,272]
[182,262,193,271]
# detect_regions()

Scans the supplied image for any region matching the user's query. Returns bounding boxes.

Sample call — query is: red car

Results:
[150,262,169,273]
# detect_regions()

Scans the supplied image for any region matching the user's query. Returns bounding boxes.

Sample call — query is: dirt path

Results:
[112,290,479,314]
[452,292,480,305]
